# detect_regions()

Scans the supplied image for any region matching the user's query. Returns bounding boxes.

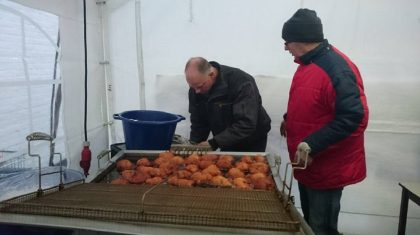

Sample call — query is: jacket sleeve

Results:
[304,71,365,156]
[212,82,259,147]
[188,89,210,143]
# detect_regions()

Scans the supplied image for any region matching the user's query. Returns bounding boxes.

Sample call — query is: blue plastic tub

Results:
[113,110,185,150]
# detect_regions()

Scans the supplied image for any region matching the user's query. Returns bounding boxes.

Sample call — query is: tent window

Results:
[0,0,64,167]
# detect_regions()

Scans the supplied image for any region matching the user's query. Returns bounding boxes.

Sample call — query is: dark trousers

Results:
[298,182,343,235]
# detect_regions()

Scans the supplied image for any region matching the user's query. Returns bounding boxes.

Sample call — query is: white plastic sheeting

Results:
[1,0,420,234]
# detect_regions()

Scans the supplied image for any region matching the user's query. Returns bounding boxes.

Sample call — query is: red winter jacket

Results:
[285,40,369,189]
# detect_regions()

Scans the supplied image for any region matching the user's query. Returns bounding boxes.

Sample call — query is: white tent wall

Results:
[2,0,419,234]
[11,0,109,178]
[108,0,420,234]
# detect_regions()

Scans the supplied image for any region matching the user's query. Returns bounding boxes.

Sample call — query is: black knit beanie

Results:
[282,8,324,43]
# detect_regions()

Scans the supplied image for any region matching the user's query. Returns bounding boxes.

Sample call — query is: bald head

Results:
[185,57,211,74]
[185,57,216,94]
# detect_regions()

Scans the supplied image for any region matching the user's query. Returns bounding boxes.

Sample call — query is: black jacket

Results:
[188,61,271,151]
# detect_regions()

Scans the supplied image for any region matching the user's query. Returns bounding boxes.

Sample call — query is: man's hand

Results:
[294,142,313,166]
[280,120,287,137]
[197,141,211,148]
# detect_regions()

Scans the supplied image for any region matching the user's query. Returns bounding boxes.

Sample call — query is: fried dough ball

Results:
[216,157,233,169]
[199,160,214,169]
[185,154,200,165]
[177,179,194,187]
[159,162,177,176]
[249,172,267,183]
[249,162,269,174]
[240,155,253,164]
[235,161,249,172]
[121,170,135,180]
[201,154,218,162]
[148,167,162,177]
[154,152,176,166]
[129,172,148,184]
[146,177,163,185]
[159,151,174,159]
[154,157,168,166]
[227,167,245,179]
[116,159,134,171]
[210,175,232,187]
[253,176,274,190]
[202,164,221,176]
[111,177,129,185]
[185,164,199,173]
[176,170,192,179]
[170,156,184,166]
[136,158,151,167]
[168,176,193,187]
[167,176,178,185]
[191,172,212,185]
[136,166,154,175]
[254,155,266,163]
[216,156,233,169]
[233,177,251,190]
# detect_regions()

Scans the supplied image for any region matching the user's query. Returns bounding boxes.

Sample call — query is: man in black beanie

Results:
[280,9,369,235]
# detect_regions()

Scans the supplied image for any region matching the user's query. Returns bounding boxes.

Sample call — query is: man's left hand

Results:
[197,141,211,148]
[294,142,313,167]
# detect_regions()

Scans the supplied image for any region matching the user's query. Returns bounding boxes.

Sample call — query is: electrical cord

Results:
[83,0,88,142]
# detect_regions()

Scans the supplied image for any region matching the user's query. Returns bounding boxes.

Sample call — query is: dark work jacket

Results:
[188,61,271,151]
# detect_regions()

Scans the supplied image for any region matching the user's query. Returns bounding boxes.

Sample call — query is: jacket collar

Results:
[208,61,229,101]
[298,39,330,65]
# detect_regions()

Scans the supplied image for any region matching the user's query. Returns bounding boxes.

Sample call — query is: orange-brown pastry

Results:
[121,170,135,180]
[249,162,269,174]
[249,172,266,183]
[170,156,184,166]
[129,172,148,184]
[191,172,212,185]
[235,161,249,172]
[240,155,253,164]
[216,157,233,169]
[185,164,199,173]
[202,164,221,176]
[185,154,200,165]
[199,160,214,169]
[176,179,194,187]
[116,159,134,171]
[227,167,245,179]
[146,176,163,185]
[253,177,274,190]
[158,151,174,159]
[136,158,151,167]
[176,170,192,179]
[210,175,232,187]
[254,155,266,163]
[201,154,218,162]
[233,177,251,190]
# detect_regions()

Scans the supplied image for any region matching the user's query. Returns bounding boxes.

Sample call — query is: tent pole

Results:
[135,0,146,109]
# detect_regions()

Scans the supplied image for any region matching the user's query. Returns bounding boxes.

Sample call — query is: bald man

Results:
[185,57,271,152]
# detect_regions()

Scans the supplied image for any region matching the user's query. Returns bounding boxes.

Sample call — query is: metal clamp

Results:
[27,132,64,197]
[97,149,112,170]
[281,152,309,209]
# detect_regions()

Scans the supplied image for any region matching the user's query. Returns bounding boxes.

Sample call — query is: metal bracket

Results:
[96,0,106,5]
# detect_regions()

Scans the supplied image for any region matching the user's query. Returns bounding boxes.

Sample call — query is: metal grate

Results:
[0,183,300,231]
